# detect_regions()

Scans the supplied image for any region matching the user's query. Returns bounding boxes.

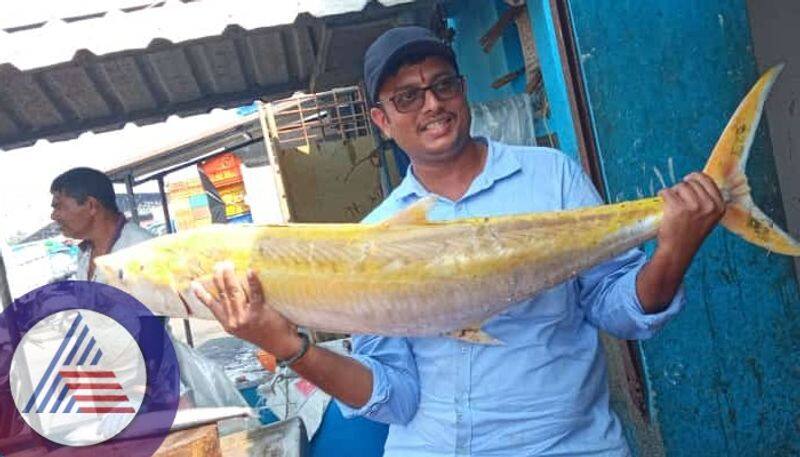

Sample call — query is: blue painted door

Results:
[567,0,800,454]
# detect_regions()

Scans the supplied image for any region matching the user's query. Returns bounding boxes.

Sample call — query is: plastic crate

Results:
[200,152,243,187]
[219,184,250,217]
[188,193,208,208]
[227,213,253,224]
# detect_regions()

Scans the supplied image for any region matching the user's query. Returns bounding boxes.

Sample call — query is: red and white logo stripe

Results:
[59,370,134,414]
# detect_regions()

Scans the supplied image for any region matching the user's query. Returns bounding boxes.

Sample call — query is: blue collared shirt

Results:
[338,139,683,456]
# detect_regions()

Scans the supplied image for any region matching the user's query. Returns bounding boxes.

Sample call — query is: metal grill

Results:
[269,86,373,148]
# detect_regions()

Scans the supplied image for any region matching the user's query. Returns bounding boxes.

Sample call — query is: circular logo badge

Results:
[0,281,180,456]
[10,309,148,446]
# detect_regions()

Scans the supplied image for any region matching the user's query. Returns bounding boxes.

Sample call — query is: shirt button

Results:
[460,346,468,354]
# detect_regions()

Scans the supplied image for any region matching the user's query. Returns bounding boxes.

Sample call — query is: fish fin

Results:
[447,326,503,345]
[380,196,435,226]
[702,63,800,256]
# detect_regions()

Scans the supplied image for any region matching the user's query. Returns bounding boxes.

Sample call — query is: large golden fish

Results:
[96,65,799,342]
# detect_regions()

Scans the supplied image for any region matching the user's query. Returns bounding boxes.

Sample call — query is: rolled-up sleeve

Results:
[577,248,684,339]
[336,335,420,425]
[562,156,684,340]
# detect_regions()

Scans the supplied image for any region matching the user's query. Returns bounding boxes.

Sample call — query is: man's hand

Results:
[192,262,304,360]
[636,172,726,312]
[657,172,725,255]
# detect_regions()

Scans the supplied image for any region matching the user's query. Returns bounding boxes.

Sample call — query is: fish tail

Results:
[702,63,800,256]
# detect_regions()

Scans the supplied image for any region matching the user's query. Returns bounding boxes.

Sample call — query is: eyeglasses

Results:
[378,75,465,113]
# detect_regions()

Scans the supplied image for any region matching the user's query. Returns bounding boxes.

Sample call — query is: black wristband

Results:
[276,332,311,368]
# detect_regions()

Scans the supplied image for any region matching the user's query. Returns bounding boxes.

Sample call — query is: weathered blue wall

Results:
[446,0,580,160]
[567,0,800,454]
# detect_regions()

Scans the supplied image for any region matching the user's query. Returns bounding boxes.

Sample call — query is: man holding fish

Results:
[191,26,727,456]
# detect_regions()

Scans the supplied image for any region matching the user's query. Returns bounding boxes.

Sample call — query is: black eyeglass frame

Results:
[374,74,466,113]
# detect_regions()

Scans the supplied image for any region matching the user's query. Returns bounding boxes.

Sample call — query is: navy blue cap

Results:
[363,26,458,105]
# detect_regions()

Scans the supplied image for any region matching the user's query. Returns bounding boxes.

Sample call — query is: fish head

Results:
[94,242,186,316]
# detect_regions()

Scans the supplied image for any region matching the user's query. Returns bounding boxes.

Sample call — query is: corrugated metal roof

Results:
[0,0,438,150]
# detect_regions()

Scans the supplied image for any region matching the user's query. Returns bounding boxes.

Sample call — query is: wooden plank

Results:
[5,446,49,457]
[219,417,307,457]
[153,424,221,457]
[39,424,220,457]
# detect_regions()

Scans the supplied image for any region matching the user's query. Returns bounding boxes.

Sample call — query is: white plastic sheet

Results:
[470,93,539,147]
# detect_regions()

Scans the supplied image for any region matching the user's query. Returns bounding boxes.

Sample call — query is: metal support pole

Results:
[0,249,12,310]
[156,177,173,235]
[124,174,140,224]
[182,319,195,348]
[258,101,292,223]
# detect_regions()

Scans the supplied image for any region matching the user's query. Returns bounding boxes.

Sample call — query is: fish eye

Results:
[118,269,124,281]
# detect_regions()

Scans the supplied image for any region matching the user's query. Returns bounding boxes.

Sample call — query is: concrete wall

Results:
[747,0,800,278]
[276,136,398,223]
